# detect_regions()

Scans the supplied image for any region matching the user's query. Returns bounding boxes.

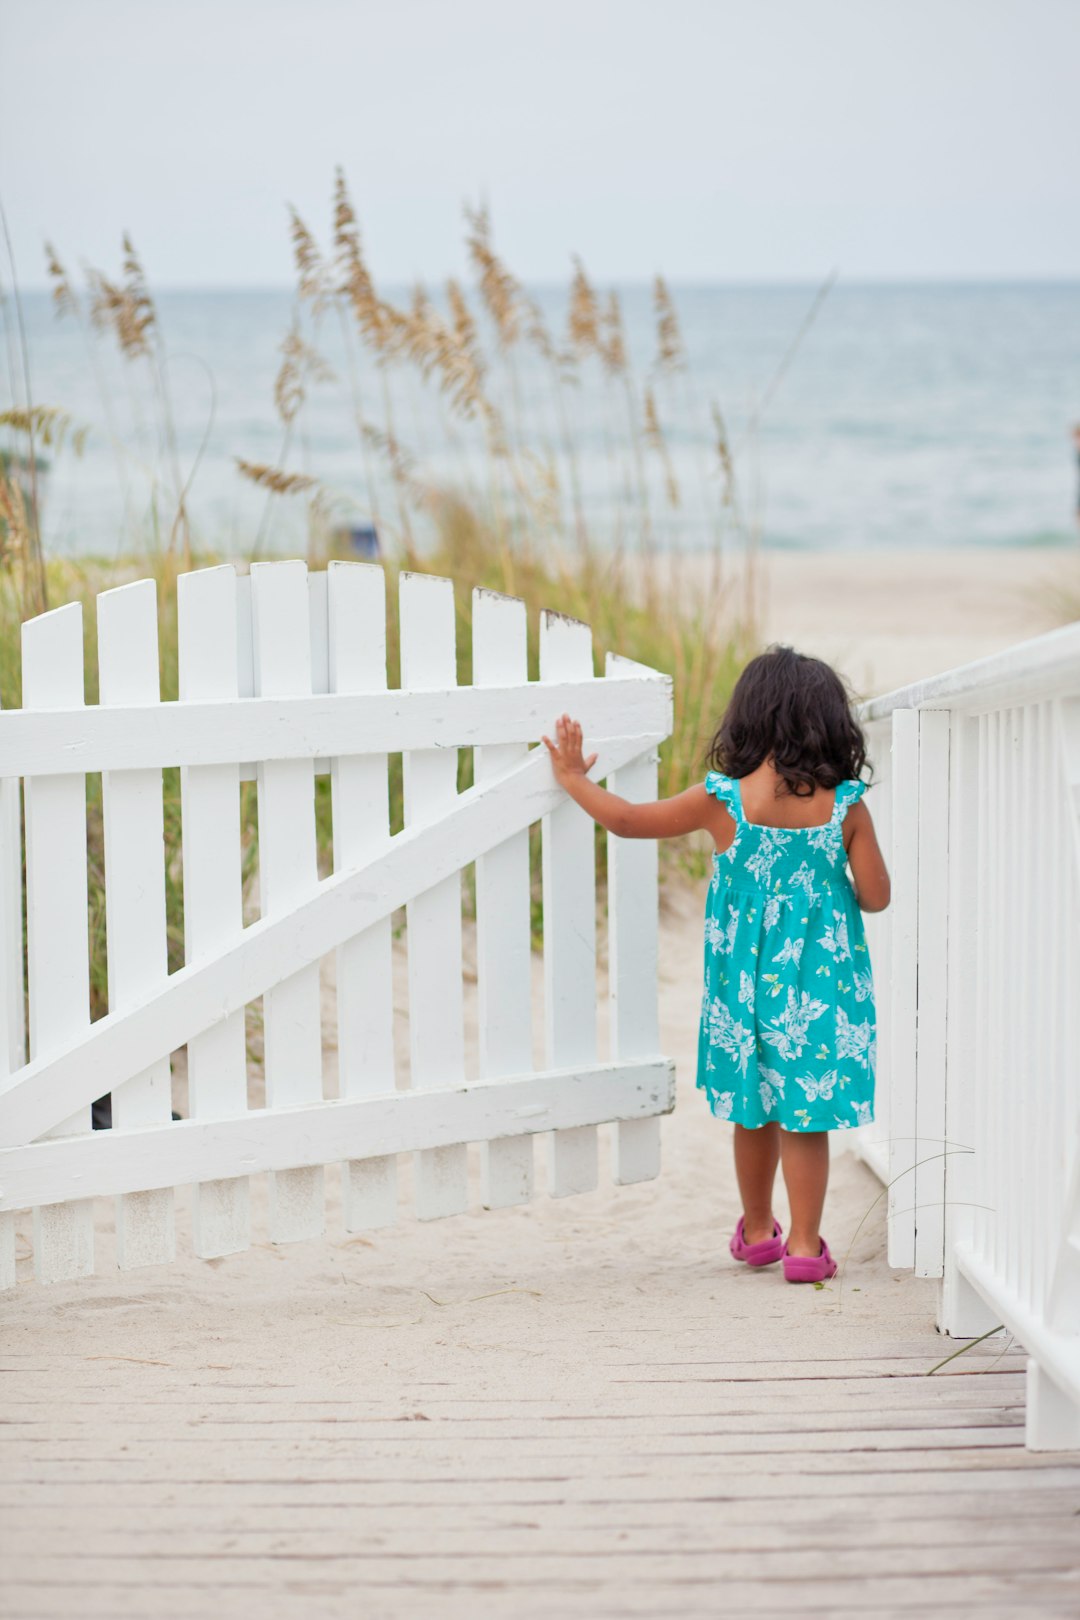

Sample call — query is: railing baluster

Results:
[914,709,949,1278]
[887,709,919,1268]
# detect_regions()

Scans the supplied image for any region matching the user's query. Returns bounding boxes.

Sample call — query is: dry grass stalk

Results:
[446,278,481,363]
[600,291,628,377]
[567,258,601,360]
[711,402,735,508]
[0,405,89,455]
[653,274,686,373]
[359,420,431,511]
[464,204,523,348]
[288,207,329,311]
[274,325,334,426]
[44,242,77,320]
[375,286,494,431]
[87,235,156,359]
[0,467,31,563]
[642,388,680,509]
[235,458,317,495]
[332,169,391,354]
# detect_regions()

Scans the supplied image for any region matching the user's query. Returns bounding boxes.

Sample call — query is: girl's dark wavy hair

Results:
[707,644,869,797]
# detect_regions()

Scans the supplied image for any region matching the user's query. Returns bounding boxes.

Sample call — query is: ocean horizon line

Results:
[13,274,1080,299]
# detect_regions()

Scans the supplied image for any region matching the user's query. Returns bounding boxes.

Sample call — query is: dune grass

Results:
[1,178,761,1017]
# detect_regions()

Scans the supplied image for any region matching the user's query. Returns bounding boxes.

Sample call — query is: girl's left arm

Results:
[541,715,712,840]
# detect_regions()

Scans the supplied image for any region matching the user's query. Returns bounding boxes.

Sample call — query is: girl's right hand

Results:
[542,714,598,784]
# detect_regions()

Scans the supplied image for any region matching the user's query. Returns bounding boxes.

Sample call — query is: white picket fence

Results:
[0,561,675,1286]
[856,621,1080,1449]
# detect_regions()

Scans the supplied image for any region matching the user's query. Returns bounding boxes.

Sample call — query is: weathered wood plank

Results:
[0,676,672,776]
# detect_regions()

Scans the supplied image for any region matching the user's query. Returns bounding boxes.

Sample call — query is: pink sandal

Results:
[730,1216,785,1268]
[782,1237,838,1284]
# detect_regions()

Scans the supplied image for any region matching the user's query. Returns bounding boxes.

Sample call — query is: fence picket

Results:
[97,580,175,1269]
[400,572,468,1220]
[250,561,325,1243]
[178,565,250,1259]
[21,603,94,1282]
[473,589,534,1209]
[0,563,675,1287]
[327,561,397,1231]
[606,653,662,1184]
[540,611,598,1197]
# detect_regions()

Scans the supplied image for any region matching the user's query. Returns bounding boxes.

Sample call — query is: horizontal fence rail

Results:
[856,621,1080,1450]
[0,562,675,1288]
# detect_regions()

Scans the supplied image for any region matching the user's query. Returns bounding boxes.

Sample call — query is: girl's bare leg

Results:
[733,1122,781,1243]
[780,1130,830,1256]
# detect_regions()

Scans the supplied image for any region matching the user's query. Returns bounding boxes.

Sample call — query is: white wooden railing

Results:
[856,622,1080,1450]
[0,561,674,1286]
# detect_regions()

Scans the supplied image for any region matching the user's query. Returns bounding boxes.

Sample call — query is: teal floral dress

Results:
[696,774,876,1133]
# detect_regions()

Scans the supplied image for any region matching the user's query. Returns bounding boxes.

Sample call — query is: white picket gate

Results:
[856,621,1080,1449]
[0,561,675,1286]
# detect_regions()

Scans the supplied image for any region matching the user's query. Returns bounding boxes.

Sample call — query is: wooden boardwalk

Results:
[4,1174,1080,1617]
[3,893,1080,1618]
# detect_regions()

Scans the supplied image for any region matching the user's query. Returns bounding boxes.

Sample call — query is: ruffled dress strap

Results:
[832,778,869,821]
[704,771,745,823]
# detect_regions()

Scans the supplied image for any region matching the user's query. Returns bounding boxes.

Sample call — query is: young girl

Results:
[542,644,890,1284]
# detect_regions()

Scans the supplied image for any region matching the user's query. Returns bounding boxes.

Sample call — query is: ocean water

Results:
[8,281,1080,557]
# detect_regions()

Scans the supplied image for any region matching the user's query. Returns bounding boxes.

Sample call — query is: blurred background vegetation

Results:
[1,173,764,1017]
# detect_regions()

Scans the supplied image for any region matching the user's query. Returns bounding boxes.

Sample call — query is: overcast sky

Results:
[2,0,1077,289]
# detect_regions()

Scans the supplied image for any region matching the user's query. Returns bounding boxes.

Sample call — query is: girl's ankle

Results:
[743,1215,777,1245]
[786,1232,823,1258]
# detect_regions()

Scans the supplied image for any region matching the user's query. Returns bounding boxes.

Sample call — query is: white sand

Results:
[646,541,1075,696]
